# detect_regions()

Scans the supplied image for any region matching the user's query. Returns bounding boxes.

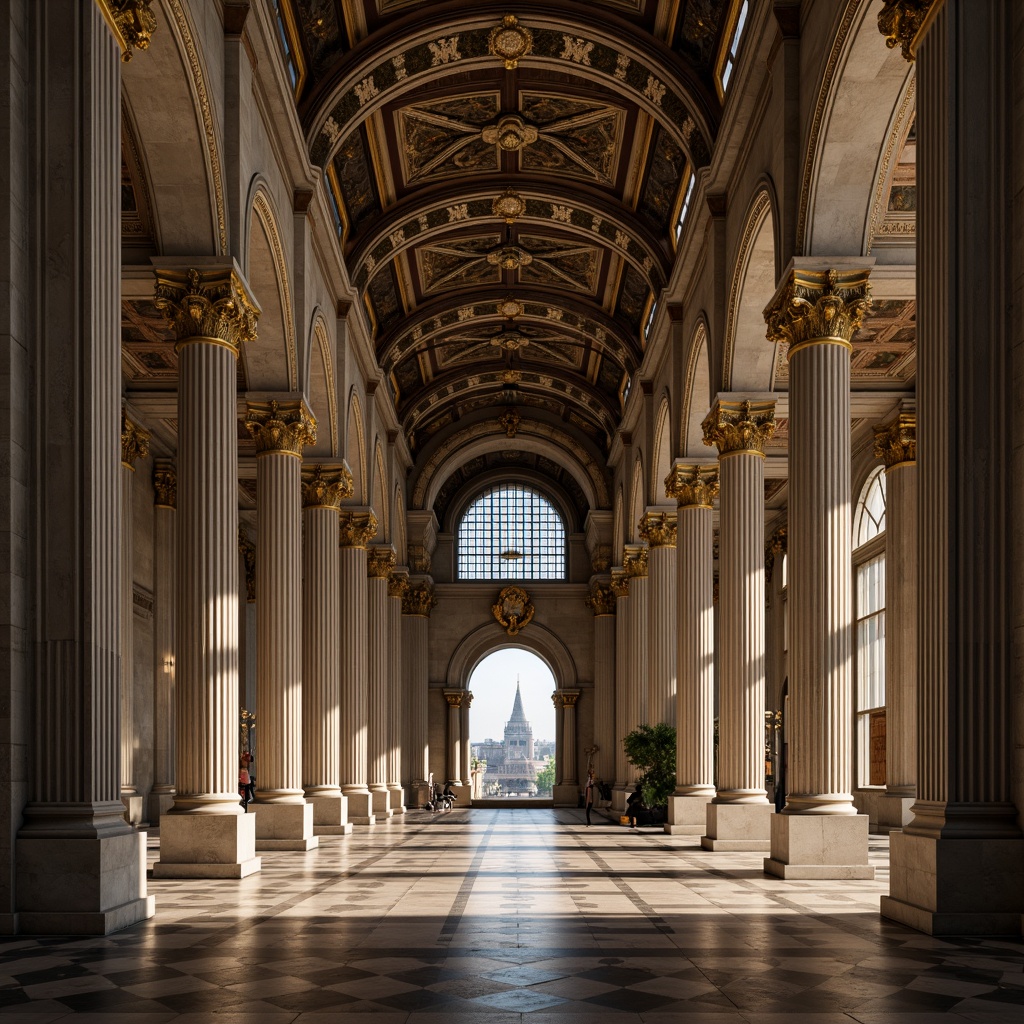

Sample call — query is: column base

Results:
[148,790,175,825]
[16,830,155,935]
[120,794,143,826]
[764,812,873,879]
[701,802,772,851]
[308,794,352,835]
[877,794,915,831]
[611,786,627,812]
[388,785,406,814]
[665,794,713,835]
[253,802,319,850]
[371,788,393,818]
[153,811,261,878]
[412,782,433,808]
[344,790,376,825]
[552,784,578,807]
[881,830,1024,935]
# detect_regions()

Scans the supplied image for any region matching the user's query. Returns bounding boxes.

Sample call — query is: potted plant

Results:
[622,723,676,824]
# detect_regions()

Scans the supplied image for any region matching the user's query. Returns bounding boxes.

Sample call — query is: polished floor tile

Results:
[0,808,1021,1020]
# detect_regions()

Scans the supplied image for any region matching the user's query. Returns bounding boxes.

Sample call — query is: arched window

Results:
[457,484,566,580]
[853,466,886,546]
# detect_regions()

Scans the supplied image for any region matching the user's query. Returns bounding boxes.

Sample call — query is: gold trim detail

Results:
[238,527,256,602]
[764,267,872,351]
[367,545,396,579]
[610,568,630,598]
[388,573,410,600]
[245,399,316,456]
[121,413,150,469]
[639,511,677,548]
[492,585,535,635]
[154,266,259,352]
[403,580,437,616]
[339,510,378,548]
[665,464,719,508]
[96,0,156,62]
[585,581,616,616]
[561,691,580,708]
[623,544,648,579]
[702,399,776,456]
[874,412,916,467]
[153,462,176,508]
[499,406,521,437]
[488,14,533,69]
[445,691,465,708]
[877,0,936,61]
[301,464,353,509]
[492,187,526,224]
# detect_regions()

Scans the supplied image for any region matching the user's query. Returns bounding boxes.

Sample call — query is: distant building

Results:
[473,682,551,796]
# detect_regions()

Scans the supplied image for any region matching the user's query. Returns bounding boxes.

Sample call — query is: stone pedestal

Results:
[153,813,260,878]
[701,803,773,851]
[308,795,352,835]
[764,813,872,878]
[250,802,318,851]
[666,796,713,835]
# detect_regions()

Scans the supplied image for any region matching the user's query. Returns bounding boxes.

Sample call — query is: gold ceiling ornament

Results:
[154,265,260,354]
[496,296,525,319]
[764,526,788,587]
[763,266,873,356]
[492,584,535,636]
[338,510,378,548]
[388,573,410,600]
[500,368,522,385]
[97,0,157,62]
[665,464,720,508]
[301,463,354,509]
[585,580,616,616]
[877,0,935,61]
[492,187,527,224]
[874,412,917,468]
[245,399,317,456]
[499,405,521,437]
[488,14,533,69]
[153,462,177,509]
[403,580,438,617]
[120,413,151,469]
[702,399,777,456]
[367,545,397,579]
[238,527,257,603]
[639,510,677,548]
[482,114,539,151]
[487,244,533,270]
[609,568,630,598]
[491,327,530,351]
[623,544,649,579]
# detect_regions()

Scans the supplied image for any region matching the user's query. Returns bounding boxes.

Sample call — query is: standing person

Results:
[626,783,643,828]
[584,771,595,826]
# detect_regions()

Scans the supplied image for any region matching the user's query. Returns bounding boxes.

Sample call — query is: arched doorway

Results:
[468,649,556,802]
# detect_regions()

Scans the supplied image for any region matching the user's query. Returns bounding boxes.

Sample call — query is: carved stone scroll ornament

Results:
[492,585,535,636]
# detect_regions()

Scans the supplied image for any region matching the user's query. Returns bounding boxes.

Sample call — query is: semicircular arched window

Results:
[853,466,887,547]
[457,485,566,580]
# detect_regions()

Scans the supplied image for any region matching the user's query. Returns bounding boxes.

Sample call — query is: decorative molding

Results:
[154,266,259,352]
[492,585,535,636]
[610,567,630,598]
[121,413,151,469]
[665,464,719,508]
[499,406,521,437]
[132,583,154,619]
[866,75,916,254]
[301,464,354,509]
[245,399,317,456]
[585,580,616,616]
[367,545,397,578]
[252,191,298,390]
[338,509,378,548]
[623,544,648,578]
[153,462,177,508]
[874,412,916,467]
[488,14,533,69]
[403,580,437,616]
[702,399,776,456]
[638,510,677,548]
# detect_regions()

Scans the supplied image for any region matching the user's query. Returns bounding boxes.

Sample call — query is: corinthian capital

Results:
[98,0,157,62]
[338,510,378,548]
[403,580,437,616]
[121,413,150,469]
[877,0,936,61]
[639,511,677,548]
[703,399,776,456]
[610,568,629,598]
[367,545,396,579]
[874,412,917,468]
[665,464,720,508]
[153,461,176,508]
[153,264,260,354]
[302,464,354,509]
[388,572,410,600]
[444,691,464,709]
[623,544,648,579]
[764,264,872,354]
[246,399,316,456]
[585,580,616,616]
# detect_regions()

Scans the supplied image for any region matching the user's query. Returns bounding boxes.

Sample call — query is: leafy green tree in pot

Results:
[622,723,676,823]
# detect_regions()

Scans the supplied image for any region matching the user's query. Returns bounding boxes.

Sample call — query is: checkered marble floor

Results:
[1,807,1022,1021]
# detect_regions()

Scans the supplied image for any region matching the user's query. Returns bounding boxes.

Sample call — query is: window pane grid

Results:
[457,485,566,580]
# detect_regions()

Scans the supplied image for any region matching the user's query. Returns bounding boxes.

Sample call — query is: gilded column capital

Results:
[610,568,630,598]
[623,544,648,579]
[444,691,464,709]
[877,0,936,61]
[403,580,438,616]
[367,545,397,579]
[763,265,872,356]
[551,692,563,709]
[238,527,256,602]
[585,580,616,616]
[153,265,260,355]
[153,462,176,508]
[639,511,677,548]
[388,572,410,600]
[463,692,474,709]
[245,399,316,457]
[702,399,776,456]
[338,510,378,548]
[665,464,720,508]
[302,463,354,509]
[96,0,156,62]
[121,413,150,470]
[874,412,917,468]
[765,526,788,587]
[560,690,580,708]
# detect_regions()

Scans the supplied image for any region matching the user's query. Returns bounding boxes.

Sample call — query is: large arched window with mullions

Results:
[457,484,566,580]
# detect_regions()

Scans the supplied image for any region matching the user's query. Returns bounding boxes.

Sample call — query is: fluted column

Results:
[339,510,378,824]
[875,414,917,829]
[444,691,463,785]
[561,692,580,787]
[301,464,354,835]
[150,463,177,824]
[551,693,565,787]
[701,400,774,851]
[388,570,409,812]
[246,398,318,850]
[152,262,260,879]
[403,580,436,805]
[762,264,874,878]
[460,692,473,789]
[610,570,630,809]
[624,544,648,771]
[119,414,149,823]
[639,512,677,727]
[665,464,719,834]
[586,581,616,792]
[367,545,395,818]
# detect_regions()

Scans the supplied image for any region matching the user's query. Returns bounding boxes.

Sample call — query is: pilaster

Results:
[460,691,473,790]
[150,462,176,824]
[387,569,409,812]
[610,569,630,809]
[403,579,436,805]
[624,544,648,787]
[585,581,615,792]
[366,545,395,819]
[552,690,581,805]
[639,511,677,729]
[444,690,464,789]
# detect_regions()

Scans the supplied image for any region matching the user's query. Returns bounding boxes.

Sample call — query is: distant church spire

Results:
[509,677,528,724]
